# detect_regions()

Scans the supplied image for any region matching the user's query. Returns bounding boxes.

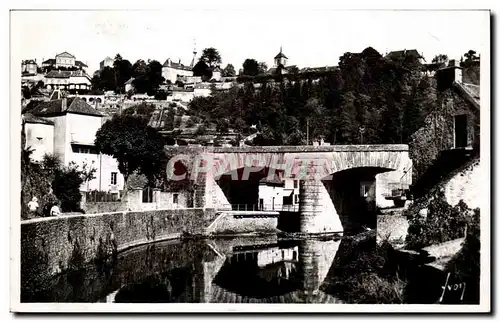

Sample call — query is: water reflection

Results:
[22,235,345,303]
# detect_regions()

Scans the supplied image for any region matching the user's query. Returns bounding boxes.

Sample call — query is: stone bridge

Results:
[166,145,412,235]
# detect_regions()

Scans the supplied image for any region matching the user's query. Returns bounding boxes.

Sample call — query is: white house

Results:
[162,58,193,84]
[258,175,300,211]
[44,70,92,91]
[23,114,55,162]
[42,51,88,70]
[22,90,125,194]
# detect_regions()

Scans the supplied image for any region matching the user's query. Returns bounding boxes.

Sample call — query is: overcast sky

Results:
[11,9,489,74]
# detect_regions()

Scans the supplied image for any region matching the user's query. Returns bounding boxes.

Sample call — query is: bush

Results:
[53,164,85,212]
[405,190,472,249]
[322,233,407,304]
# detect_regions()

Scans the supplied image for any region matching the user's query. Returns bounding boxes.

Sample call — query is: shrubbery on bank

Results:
[404,190,479,250]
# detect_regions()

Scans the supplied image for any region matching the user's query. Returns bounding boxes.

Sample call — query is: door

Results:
[454,114,468,148]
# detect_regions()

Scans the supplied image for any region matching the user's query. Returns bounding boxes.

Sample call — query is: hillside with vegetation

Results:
[187,47,436,146]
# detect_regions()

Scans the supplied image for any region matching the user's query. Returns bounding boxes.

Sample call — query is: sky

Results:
[11,9,489,75]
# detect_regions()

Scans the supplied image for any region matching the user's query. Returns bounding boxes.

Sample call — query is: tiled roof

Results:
[300,66,337,73]
[45,70,72,78]
[75,60,88,67]
[23,113,54,125]
[162,59,193,71]
[124,77,135,85]
[274,49,288,60]
[42,58,56,65]
[56,51,76,58]
[25,97,103,117]
[45,70,90,78]
[385,49,424,60]
[22,59,37,65]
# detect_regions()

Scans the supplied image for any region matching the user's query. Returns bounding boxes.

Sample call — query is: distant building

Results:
[258,175,300,211]
[124,77,135,92]
[385,49,426,65]
[44,70,92,91]
[99,56,114,70]
[267,47,298,75]
[162,58,193,84]
[211,66,222,81]
[42,51,88,70]
[21,59,38,75]
[22,90,125,193]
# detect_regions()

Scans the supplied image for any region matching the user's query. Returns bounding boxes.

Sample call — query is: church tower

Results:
[274,46,288,67]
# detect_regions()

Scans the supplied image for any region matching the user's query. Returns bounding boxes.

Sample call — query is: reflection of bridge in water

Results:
[103,236,344,303]
[205,237,343,303]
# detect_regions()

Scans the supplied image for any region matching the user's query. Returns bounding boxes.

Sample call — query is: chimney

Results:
[61,98,67,112]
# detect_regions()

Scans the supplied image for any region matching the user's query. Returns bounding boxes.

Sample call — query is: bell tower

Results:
[274,46,288,67]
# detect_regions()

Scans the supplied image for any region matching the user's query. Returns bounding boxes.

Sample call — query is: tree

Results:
[122,102,156,120]
[242,58,259,76]
[432,54,448,64]
[95,115,167,191]
[199,47,222,68]
[222,64,236,77]
[258,62,268,75]
[92,66,117,91]
[464,50,478,62]
[113,54,133,93]
[52,162,88,212]
[192,61,212,81]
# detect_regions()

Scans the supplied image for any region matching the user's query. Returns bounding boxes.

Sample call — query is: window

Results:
[173,193,179,204]
[293,180,298,189]
[111,172,117,185]
[360,184,370,197]
[142,187,154,203]
[454,114,468,148]
[294,194,300,204]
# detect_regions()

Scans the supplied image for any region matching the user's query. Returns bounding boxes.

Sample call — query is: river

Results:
[22,232,402,304]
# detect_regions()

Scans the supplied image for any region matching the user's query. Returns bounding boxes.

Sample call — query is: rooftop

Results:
[162,59,193,71]
[56,51,76,58]
[274,47,288,60]
[23,113,54,125]
[385,49,425,61]
[23,97,103,117]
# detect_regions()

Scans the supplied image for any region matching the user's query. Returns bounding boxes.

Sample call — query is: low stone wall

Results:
[83,202,128,214]
[207,212,279,235]
[21,208,208,296]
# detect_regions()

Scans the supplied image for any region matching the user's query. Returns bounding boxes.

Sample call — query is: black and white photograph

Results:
[9,4,491,314]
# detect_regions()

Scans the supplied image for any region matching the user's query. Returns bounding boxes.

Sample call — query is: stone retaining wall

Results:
[206,212,279,235]
[21,208,207,295]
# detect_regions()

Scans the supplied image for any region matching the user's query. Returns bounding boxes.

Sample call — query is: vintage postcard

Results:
[10,6,491,314]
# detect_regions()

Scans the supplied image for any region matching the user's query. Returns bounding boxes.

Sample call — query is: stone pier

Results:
[299,180,344,235]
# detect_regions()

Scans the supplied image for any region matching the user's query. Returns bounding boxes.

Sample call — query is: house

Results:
[409,58,480,196]
[385,49,426,65]
[211,66,222,81]
[44,70,92,91]
[124,77,135,92]
[22,90,125,194]
[162,58,194,84]
[22,113,55,162]
[22,59,38,75]
[258,174,300,211]
[42,52,88,70]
